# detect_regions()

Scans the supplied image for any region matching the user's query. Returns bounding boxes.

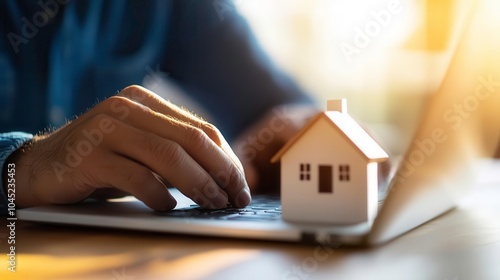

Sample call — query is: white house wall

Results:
[281,117,375,224]
[367,161,379,221]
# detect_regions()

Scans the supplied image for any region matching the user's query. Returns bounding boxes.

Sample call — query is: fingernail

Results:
[236,188,251,207]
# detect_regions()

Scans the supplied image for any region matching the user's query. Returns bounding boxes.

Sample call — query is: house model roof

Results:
[271,99,389,163]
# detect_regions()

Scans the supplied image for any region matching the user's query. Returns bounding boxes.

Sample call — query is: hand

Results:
[9,85,250,211]
[233,104,319,193]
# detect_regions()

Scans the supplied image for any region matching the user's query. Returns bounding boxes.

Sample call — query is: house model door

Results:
[318,165,333,193]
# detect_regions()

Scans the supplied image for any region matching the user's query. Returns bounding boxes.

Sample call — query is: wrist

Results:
[0,132,34,213]
[5,139,44,208]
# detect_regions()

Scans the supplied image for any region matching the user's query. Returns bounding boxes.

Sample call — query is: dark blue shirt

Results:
[0,0,310,214]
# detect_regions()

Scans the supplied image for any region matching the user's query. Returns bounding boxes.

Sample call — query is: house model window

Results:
[339,165,350,181]
[300,163,311,181]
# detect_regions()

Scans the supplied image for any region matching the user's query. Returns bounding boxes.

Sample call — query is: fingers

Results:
[89,96,249,205]
[117,85,222,144]
[117,85,245,173]
[95,153,177,211]
[91,115,236,208]
[90,86,249,207]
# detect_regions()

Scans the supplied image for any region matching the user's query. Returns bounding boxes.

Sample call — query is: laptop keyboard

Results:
[156,195,282,222]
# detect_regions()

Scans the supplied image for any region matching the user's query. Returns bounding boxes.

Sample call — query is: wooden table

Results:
[2,163,500,280]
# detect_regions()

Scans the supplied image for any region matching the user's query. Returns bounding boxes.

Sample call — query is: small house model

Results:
[271,99,389,224]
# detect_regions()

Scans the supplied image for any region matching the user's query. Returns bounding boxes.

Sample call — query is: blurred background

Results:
[236,0,469,156]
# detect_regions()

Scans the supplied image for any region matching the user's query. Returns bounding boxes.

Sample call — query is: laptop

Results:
[17,1,500,246]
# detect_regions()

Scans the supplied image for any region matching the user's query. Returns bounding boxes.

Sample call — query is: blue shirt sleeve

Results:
[0,132,33,216]
[162,1,313,140]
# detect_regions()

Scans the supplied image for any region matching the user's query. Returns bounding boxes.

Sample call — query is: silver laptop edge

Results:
[369,0,500,244]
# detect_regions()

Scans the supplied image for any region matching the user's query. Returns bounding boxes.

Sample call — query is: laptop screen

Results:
[370,0,500,244]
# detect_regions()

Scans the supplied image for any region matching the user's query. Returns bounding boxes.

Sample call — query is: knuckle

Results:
[146,135,184,168]
[227,166,244,190]
[118,85,146,98]
[197,174,218,202]
[211,165,243,190]
[106,95,132,107]
[104,95,152,119]
[105,95,135,110]
[118,85,154,104]
[201,123,223,145]
[185,126,209,152]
